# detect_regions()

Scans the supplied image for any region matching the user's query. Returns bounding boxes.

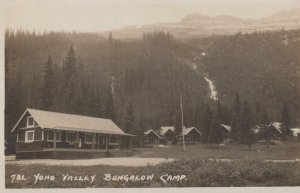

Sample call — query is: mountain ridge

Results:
[99,8,300,39]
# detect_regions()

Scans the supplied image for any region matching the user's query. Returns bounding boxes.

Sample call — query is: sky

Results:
[5,0,300,32]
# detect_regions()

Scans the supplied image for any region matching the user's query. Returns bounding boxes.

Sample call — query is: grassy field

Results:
[5,142,300,188]
[134,142,300,160]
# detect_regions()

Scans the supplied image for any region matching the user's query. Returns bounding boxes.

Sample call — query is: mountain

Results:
[262,8,300,23]
[181,13,246,24]
[99,9,300,39]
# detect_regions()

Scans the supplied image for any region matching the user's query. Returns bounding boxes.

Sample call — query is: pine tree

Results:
[230,93,241,140]
[261,105,269,125]
[62,46,78,113]
[173,109,182,136]
[124,103,141,146]
[208,103,224,146]
[105,84,115,121]
[124,103,137,133]
[239,101,255,150]
[281,102,291,140]
[41,55,54,110]
[202,104,212,144]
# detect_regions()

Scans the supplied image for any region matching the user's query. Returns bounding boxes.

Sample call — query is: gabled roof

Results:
[12,108,133,136]
[179,127,201,136]
[270,122,283,134]
[220,124,231,132]
[159,126,175,136]
[144,129,160,138]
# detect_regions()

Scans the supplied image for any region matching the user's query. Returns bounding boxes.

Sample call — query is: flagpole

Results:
[181,93,185,151]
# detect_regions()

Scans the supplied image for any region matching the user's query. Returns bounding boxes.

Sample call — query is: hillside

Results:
[187,29,300,124]
[5,31,210,148]
[5,29,300,151]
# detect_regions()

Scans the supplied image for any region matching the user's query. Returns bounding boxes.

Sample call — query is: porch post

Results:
[130,136,132,151]
[42,129,44,148]
[44,129,47,148]
[53,130,57,148]
[75,131,79,148]
[106,134,108,151]
[92,133,95,149]
[119,136,121,150]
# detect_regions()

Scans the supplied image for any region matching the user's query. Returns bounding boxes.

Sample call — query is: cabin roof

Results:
[220,124,231,132]
[270,122,283,133]
[12,108,133,136]
[144,129,160,138]
[159,126,175,136]
[179,127,201,136]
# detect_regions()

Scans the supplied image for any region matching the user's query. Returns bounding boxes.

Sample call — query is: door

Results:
[97,135,106,149]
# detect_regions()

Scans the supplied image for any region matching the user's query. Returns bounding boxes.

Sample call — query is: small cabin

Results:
[177,127,201,144]
[290,128,300,142]
[253,122,283,140]
[143,129,160,146]
[220,124,231,139]
[267,122,283,140]
[11,108,135,159]
[158,126,176,145]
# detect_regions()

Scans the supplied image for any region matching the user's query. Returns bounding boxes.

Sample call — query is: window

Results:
[66,132,75,143]
[98,135,106,145]
[85,133,94,144]
[56,131,61,142]
[27,116,38,127]
[109,135,118,145]
[25,130,34,143]
[47,131,54,141]
[47,130,61,142]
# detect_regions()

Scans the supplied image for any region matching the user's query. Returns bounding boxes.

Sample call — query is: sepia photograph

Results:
[2,0,300,190]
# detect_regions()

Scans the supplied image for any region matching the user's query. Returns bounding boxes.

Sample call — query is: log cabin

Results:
[158,126,176,145]
[143,129,160,146]
[177,127,201,144]
[291,128,300,142]
[11,108,135,159]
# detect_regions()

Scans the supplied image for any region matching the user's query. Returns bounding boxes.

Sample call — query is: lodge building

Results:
[11,108,135,159]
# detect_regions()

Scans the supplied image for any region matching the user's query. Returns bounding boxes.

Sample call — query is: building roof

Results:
[159,126,175,136]
[179,127,201,136]
[270,122,283,134]
[12,108,133,136]
[220,124,231,132]
[291,128,300,136]
[144,129,160,138]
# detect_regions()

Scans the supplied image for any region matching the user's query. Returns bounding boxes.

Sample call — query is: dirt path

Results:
[5,157,175,167]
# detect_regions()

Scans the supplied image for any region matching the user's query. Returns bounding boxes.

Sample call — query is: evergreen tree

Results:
[62,46,78,113]
[41,55,54,110]
[230,93,241,140]
[239,101,255,150]
[202,104,212,144]
[281,102,291,140]
[173,109,182,136]
[104,84,115,121]
[208,103,224,146]
[261,105,269,125]
[29,74,41,108]
[124,103,142,146]
[124,103,137,134]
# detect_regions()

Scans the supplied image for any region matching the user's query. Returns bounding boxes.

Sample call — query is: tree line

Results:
[5,29,297,152]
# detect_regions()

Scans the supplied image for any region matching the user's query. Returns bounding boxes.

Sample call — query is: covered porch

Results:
[42,127,134,151]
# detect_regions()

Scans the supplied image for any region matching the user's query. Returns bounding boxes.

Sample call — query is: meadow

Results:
[5,142,300,188]
[135,142,300,160]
